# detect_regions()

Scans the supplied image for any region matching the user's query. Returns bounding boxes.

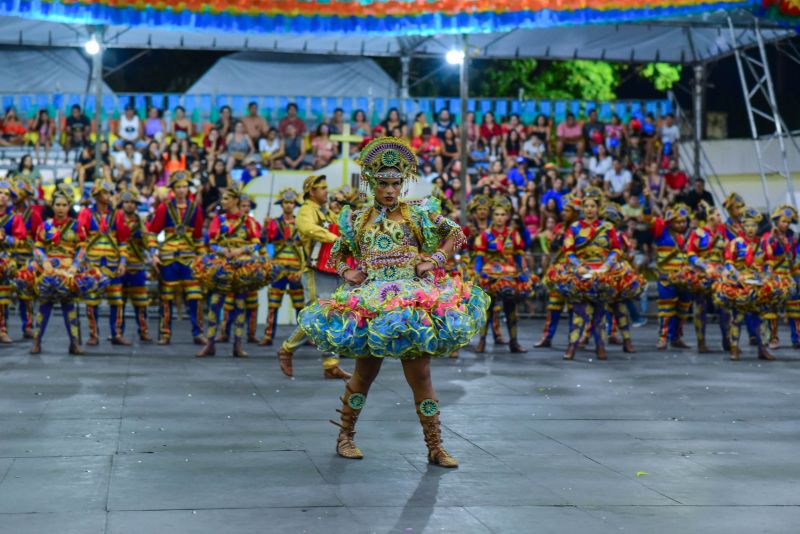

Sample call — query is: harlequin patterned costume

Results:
[196,190,270,358]
[77,181,129,346]
[11,179,42,339]
[685,203,730,352]
[792,238,800,348]
[0,180,27,342]
[300,137,489,468]
[147,171,205,345]
[472,197,535,353]
[466,194,506,346]
[714,207,787,360]
[650,203,692,350]
[760,205,798,349]
[722,192,759,343]
[260,188,305,346]
[117,189,152,342]
[553,189,622,360]
[28,186,102,355]
[536,194,581,348]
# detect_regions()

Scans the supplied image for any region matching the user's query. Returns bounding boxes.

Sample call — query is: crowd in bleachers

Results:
[0,98,706,277]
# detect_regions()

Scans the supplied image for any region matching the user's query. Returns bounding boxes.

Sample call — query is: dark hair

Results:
[71,104,82,112]
[353,109,367,122]
[175,105,185,114]
[566,112,575,120]
[287,102,298,112]
[248,101,258,108]
[422,126,432,136]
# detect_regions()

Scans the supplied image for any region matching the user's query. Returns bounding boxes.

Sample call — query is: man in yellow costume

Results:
[277,174,351,380]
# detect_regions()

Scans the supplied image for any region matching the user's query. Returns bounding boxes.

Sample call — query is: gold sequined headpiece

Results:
[117,187,139,207]
[562,193,582,213]
[742,206,762,224]
[723,192,744,212]
[491,196,513,213]
[665,203,691,223]
[90,180,114,197]
[51,184,74,205]
[357,136,418,190]
[581,187,604,205]
[603,203,623,224]
[168,170,190,189]
[771,204,798,224]
[467,194,491,213]
[223,182,244,202]
[13,178,34,200]
[275,187,301,206]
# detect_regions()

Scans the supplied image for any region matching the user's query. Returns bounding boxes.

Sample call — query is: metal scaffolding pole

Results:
[692,63,704,181]
[91,26,104,181]
[728,18,797,212]
[458,35,469,226]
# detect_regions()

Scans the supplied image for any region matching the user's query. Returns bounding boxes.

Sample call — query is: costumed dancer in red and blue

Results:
[555,188,623,361]
[77,181,130,347]
[650,203,692,350]
[147,171,207,345]
[535,194,581,348]
[0,180,27,342]
[685,201,730,353]
[715,207,787,360]
[28,185,102,355]
[472,196,535,354]
[117,187,152,342]
[721,192,759,345]
[195,185,270,358]
[11,178,42,339]
[761,205,798,349]
[258,187,305,346]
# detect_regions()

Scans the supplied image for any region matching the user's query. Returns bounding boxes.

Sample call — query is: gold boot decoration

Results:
[417,399,458,468]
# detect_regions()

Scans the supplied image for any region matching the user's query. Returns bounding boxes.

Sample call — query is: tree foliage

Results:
[481,59,682,100]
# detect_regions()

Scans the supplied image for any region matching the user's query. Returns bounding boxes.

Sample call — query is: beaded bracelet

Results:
[430,251,447,268]
[337,264,350,278]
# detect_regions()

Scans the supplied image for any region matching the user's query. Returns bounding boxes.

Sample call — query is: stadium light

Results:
[445,49,464,65]
[84,36,100,55]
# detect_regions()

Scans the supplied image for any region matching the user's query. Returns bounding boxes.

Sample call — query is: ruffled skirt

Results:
[477,261,537,300]
[298,272,490,359]
[545,262,646,303]
[713,272,794,313]
[15,264,109,303]
[193,255,273,294]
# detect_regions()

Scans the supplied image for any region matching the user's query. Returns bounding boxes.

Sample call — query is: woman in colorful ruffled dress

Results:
[760,205,798,349]
[299,137,489,468]
[28,186,99,355]
[553,188,623,361]
[472,196,535,354]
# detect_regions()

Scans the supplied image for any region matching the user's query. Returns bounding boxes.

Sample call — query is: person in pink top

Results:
[556,112,585,159]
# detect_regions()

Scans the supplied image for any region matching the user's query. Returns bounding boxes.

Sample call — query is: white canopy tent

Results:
[186,51,398,98]
[0,10,791,64]
[0,47,112,94]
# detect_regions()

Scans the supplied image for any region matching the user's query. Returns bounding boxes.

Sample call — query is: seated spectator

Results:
[312,123,338,169]
[170,106,192,146]
[199,173,221,217]
[505,129,523,160]
[541,162,559,191]
[65,104,91,154]
[420,161,439,183]
[411,127,442,165]
[588,144,613,178]
[162,140,186,178]
[470,138,490,172]
[621,193,652,256]
[115,141,143,184]
[604,114,626,157]
[627,115,643,166]
[412,112,428,139]
[278,102,305,137]
[664,159,688,202]
[242,101,269,144]
[487,134,504,165]
[643,161,666,211]
[684,177,714,212]
[143,139,164,173]
[642,112,658,164]
[240,158,263,185]
[583,109,605,155]
[216,105,235,139]
[504,113,526,140]
[527,114,551,151]
[537,214,558,271]
[440,127,459,168]
[434,109,454,140]
[117,105,145,149]
[352,109,372,137]
[380,108,408,138]
[556,113,584,159]
[464,111,479,147]
[660,113,681,163]
[541,176,565,213]
[508,157,533,189]
[225,121,255,171]
[522,134,545,169]
[282,123,307,170]
[328,107,347,136]
[519,192,540,237]
[144,106,166,143]
[33,109,54,164]
[476,160,509,195]
[209,158,230,192]
[0,107,26,146]
[479,111,503,142]
[259,127,284,169]
[203,127,225,166]
[603,158,632,204]
[16,154,41,190]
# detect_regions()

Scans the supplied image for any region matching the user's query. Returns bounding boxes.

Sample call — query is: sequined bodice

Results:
[359,217,420,281]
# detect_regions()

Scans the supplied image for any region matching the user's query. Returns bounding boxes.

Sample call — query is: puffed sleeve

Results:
[328,205,359,276]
